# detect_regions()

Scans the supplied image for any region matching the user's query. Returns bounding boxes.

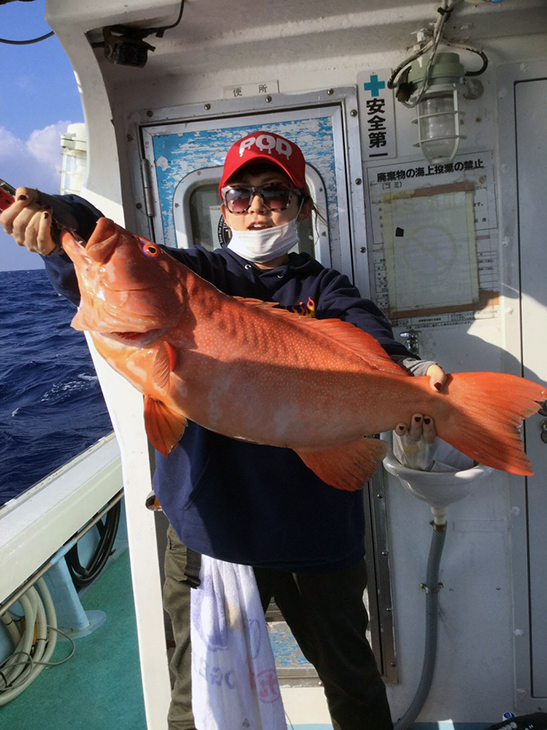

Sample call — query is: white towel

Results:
[191,555,287,730]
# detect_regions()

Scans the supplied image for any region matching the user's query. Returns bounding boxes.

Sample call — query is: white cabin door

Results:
[131,89,369,293]
[515,73,547,702]
[127,89,397,684]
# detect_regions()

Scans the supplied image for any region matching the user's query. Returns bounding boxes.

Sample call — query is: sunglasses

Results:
[221,183,299,214]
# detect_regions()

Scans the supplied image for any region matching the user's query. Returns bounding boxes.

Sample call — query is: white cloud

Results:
[0,120,72,194]
[0,121,75,271]
[0,127,26,164]
[26,123,69,174]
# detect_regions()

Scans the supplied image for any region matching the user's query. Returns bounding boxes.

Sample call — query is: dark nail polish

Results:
[17,194,28,201]
[423,417,431,424]
[434,382,442,391]
[414,416,422,422]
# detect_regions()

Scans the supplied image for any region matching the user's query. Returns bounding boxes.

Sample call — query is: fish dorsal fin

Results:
[232,296,279,308]
[233,296,404,375]
[144,396,187,456]
[153,341,177,390]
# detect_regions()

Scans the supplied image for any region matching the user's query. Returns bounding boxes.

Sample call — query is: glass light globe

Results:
[417,90,460,164]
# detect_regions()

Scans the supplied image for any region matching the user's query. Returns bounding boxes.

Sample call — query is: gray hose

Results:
[394,522,447,730]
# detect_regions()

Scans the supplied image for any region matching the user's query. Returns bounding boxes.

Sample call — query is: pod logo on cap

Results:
[239,133,293,160]
[219,130,308,194]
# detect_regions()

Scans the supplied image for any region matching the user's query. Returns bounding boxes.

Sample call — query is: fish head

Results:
[62,217,185,344]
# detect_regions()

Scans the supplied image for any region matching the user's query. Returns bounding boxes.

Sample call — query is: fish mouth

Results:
[105,283,167,293]
[104,329,164,345]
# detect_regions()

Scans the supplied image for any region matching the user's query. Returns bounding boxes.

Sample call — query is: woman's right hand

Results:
[0,187,57,255]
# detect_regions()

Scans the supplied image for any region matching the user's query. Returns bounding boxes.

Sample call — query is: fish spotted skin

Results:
[61,218,547,491]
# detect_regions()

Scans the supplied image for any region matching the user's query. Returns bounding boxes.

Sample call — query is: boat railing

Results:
[0,432,122,605]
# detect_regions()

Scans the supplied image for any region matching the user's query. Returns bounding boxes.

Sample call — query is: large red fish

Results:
[60,218,546,491]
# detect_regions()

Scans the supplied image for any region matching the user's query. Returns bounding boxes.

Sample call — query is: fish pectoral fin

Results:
[153,341,177,390]
[294,437,388,491]
[144,396,187,456]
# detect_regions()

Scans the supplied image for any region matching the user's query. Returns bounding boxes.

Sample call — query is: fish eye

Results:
[142,242,160,258]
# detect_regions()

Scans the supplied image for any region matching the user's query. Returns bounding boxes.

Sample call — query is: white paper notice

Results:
[382,184,479,316]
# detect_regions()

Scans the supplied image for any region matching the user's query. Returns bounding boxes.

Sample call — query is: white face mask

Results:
[227,218,300,264]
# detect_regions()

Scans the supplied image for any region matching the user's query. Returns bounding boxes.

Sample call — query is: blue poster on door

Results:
[149,115,340,252]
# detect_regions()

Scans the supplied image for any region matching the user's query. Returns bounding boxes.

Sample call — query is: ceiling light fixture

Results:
[388,0,489,165]
[408,51,465,164]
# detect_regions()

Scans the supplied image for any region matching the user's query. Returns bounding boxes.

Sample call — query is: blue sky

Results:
[0,0,84,271]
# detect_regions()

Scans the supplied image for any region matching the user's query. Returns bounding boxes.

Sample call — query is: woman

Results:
[2,130,445,730]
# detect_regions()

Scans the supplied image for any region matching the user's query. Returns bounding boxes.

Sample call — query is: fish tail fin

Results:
[437,372,546,475]
[295,437,388,491]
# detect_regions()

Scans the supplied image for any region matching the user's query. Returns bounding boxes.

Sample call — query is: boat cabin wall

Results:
[47,0,547,723]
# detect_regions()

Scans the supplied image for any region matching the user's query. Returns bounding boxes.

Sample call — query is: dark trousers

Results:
[163,525,195,730]
[163,524,393,730]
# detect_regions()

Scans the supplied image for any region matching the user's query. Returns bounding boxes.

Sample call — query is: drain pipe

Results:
[394,515,447,730]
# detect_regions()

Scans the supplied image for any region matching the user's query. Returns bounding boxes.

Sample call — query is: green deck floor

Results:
[0,550,495,730]
[0,550,146,730]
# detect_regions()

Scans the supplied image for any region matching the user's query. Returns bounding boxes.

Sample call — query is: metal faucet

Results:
[399,329,421,355]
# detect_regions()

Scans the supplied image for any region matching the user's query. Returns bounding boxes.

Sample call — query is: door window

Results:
[174,164,327,260]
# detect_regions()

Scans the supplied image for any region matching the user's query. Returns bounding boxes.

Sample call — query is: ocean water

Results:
[0,269,112,506]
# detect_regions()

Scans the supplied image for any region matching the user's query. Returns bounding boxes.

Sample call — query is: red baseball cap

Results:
[219,131,309,196]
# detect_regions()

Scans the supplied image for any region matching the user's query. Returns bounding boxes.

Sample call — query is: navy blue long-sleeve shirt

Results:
[44,196,413,572]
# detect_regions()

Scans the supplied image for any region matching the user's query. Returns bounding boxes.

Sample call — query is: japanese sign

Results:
[382,183,479,317]
[357,69,397,160]
[365,151,499,327]
[223,80,279,100]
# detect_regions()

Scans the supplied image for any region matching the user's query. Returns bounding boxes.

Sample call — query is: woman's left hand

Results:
[394,364,446,445]
[426,363,447,393]
[394,363,446,440]
[392,363,447,444]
